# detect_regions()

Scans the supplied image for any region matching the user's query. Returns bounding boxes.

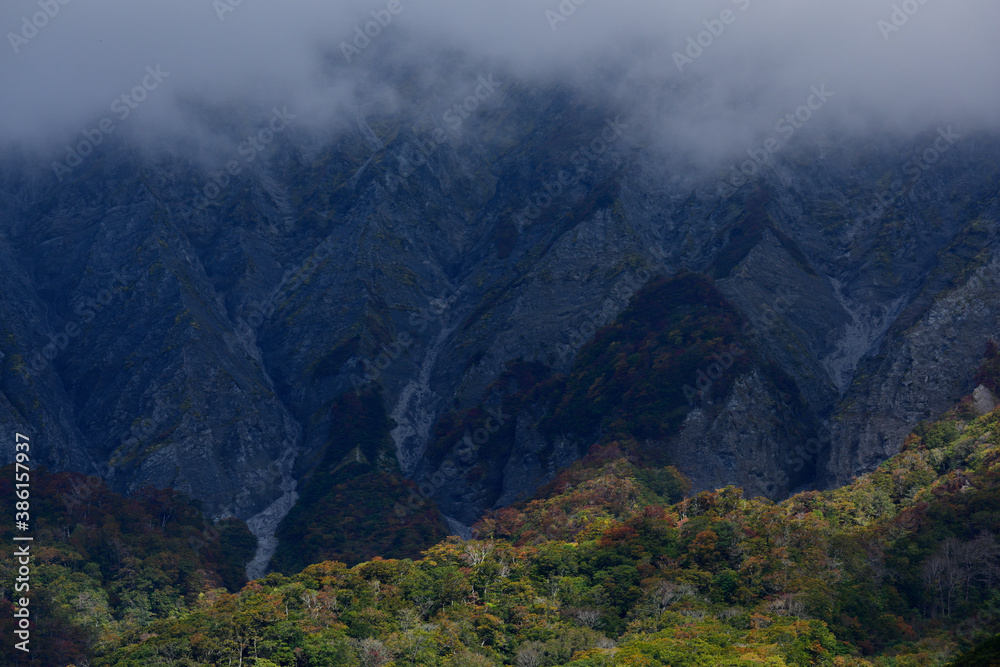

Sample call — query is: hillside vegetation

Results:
[6,366,1000,665]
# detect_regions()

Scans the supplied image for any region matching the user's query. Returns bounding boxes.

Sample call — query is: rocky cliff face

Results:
[1,76,998,570]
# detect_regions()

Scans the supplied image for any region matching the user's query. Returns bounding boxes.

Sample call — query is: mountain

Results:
[1,74,999,575]
[5,367,998,666]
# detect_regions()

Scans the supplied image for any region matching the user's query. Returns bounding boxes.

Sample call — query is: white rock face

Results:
[973,385,997,416]
[245,444,299,580]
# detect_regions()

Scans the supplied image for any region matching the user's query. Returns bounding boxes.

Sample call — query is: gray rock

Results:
[973,385,997,416]
[1,87,998,571]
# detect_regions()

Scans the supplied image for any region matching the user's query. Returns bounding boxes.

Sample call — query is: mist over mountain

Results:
[1,0,999,590]
[3,0,1000,159]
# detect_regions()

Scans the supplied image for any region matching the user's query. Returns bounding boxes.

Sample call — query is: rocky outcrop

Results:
[974,385,997,416]
[1,81,998,573]
[821,245,1000,486]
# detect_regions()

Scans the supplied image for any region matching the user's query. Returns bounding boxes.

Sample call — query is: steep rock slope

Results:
[1,75,998,567]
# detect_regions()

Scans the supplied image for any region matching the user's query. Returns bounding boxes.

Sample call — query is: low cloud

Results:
[1,0,998,172]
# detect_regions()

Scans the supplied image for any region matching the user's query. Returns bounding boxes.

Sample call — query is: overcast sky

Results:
[1,0,998,166]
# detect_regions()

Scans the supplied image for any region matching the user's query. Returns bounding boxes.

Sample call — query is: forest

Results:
[3,362,1000,665]
[4,282,1000,666]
